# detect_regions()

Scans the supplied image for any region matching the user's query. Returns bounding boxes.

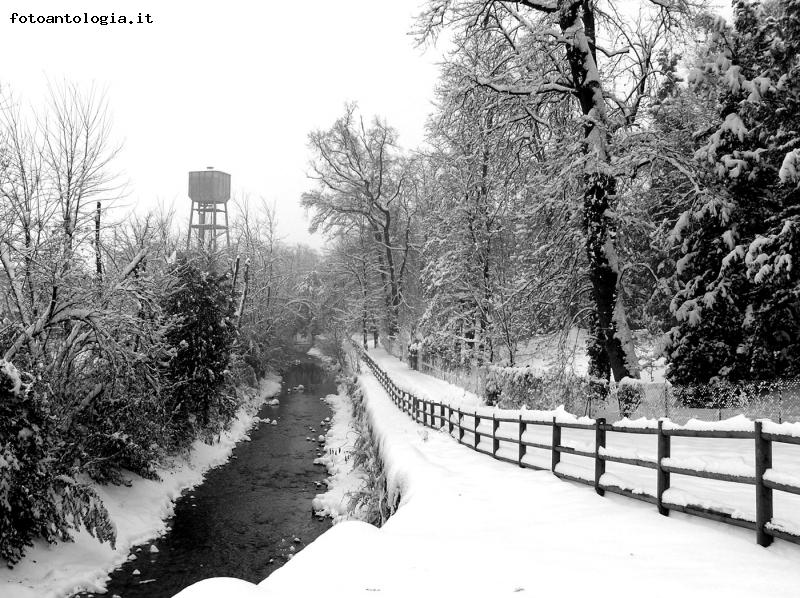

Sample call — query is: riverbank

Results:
[177,348,800,598]
[0,375,282,598]
[311,389,362,522]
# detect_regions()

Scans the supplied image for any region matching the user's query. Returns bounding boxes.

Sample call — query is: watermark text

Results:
[9,12,154,26]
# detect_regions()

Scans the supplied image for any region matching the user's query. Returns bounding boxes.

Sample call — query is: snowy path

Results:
[366,346,482,409]
[179,357,800,598]
[369,347,800,533]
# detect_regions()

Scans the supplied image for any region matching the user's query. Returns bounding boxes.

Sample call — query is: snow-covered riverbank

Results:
[311,389,364,522]
[0,376,282,598]
[174,349,800,598]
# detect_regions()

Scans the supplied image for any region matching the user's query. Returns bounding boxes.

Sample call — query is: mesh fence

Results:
[416,351,800,423]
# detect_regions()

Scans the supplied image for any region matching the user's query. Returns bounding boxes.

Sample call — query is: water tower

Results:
[187,167,231,250]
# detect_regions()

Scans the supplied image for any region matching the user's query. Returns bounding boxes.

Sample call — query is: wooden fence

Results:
[354,345,800,548]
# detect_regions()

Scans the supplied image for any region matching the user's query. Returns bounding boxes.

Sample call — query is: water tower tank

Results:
[188,169,231,204]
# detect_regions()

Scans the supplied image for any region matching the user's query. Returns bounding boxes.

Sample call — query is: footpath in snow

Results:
[0,376,282,598]
[176,347,800,598]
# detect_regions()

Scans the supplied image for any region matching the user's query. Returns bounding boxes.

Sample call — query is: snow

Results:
[764,469,800,490]
[501,328,669,384]
[599,472,651,496]
[0,359,23,394]
[768,518,800,538]
[365,348,800,528]
[662,414,754,432]
[510,328,591,376]
[554,461,593,481]
[662,488,754,522]
[662,455,753,478]
[0,375,282,598]
[366,346,482,409]
[307,345,337,370]
[763,420,800,438]
[779,149,800,184]
[613,416,658,430]
[175,350,800,597]
[311,391,366,522]
[599,445,656,464]
[306,346,324,359]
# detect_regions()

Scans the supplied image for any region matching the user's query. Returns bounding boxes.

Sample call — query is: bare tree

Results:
[302,104,410,337]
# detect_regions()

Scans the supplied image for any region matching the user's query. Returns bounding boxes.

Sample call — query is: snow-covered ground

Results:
[175,350,800,598]
[311,390,365,522]
[372,347,482,410]
[509,328,668,381]
[0,375,282,598]
[370,348,800,534]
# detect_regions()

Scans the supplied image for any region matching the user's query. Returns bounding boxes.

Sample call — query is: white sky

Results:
[0,0,443,247]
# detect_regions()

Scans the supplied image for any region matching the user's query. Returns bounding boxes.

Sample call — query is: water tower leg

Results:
[187,201,195,249]
[224,202,230,248]
[211,205,218,251]
[198,205,206,247]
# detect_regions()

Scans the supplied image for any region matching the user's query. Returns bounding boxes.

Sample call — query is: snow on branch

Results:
[475,76,575,96]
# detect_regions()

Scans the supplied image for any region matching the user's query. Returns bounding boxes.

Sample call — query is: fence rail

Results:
[353,343,800,548]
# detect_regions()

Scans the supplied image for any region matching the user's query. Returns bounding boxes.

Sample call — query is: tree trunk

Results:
[95,201,103,282]
[381,222,400,337]
[370,222,399,337]
[583,173,637,380]
[560,3,639,381]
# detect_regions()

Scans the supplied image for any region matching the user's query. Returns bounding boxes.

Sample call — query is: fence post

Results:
[755,420,774,547]
[413,396,418,423]
[457,408,464,444]
[492,412,499,457]
[440,403,445,429]
[595,418,606,496]
[518,414,525,467]
[448,405,454,436]
[474,412,480,450]
[657,419,671,516]
[551,417,561,472]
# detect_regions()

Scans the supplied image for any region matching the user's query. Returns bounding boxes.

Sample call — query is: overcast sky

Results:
[0,0,443,247]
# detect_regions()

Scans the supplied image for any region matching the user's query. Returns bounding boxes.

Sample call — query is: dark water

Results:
[80,359,336,598]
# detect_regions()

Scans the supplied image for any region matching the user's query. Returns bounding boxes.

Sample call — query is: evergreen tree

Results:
[162,255,238,436]
[668,1,800,384]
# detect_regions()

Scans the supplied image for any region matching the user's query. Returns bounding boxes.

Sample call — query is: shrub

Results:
[161,255,239,441]
[0,360,115,565]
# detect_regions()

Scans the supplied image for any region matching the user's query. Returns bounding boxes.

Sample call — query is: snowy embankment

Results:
[373,348,800,533]
[0,375,282,598]
[311,389,365,522]
[177,351,800,598]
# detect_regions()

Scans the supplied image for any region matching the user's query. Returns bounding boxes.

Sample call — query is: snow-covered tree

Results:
[668,0,800,383]
[417,0,698,382]
[302,105,416,338]
[418,35,587,365]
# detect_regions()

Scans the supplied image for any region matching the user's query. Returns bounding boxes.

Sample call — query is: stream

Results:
[78,357,336,598]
